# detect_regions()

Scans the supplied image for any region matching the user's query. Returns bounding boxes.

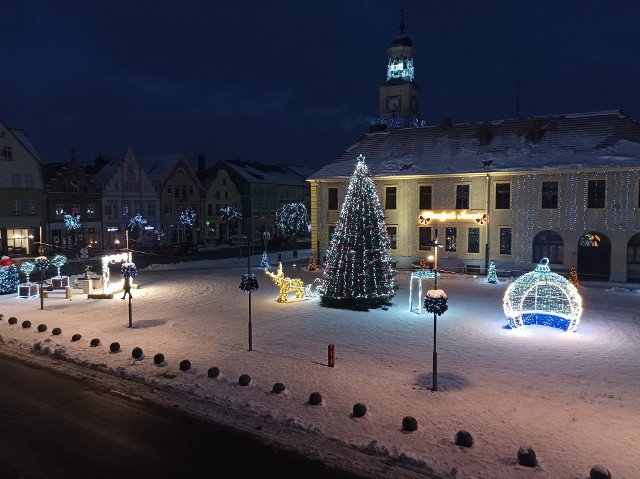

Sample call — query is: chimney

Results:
[197,154,206,177]
[531,118,542,141]
[442,118,452,129]
[478,124,490,145]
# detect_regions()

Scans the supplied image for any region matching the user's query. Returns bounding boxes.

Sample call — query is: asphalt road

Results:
[0,353,361,479]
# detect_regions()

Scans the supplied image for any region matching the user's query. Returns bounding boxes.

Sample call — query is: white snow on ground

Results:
[1,251,639,478]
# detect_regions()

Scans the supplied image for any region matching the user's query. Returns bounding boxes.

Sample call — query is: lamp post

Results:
[423,229,446,392]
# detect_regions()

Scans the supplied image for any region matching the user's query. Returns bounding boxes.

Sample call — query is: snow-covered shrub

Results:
[272,382,285,394]
[110,342,120,352]
[308,392,323,405]
[455,430,473,447]
[21,320,31,329]
[8,316,17,325]
[352,403,367,418]
[37,324,47,333]
[179,359,191,371]
[402,416,418,432]
[71,334,82,342]
[238,374,251,386]
[52,327,62,335]
[589,465,611,479]
[90,338,100,347]
[517,447,537,467]
[207,367,220,378]
[131,347,143,359]
[153,353,164,365]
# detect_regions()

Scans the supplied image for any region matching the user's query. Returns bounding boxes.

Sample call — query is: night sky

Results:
[4,1,639,173]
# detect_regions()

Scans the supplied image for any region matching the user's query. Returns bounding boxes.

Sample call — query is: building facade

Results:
[0,120,45,257]
[308,29,640,282]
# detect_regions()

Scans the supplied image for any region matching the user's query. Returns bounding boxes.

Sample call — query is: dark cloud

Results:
[3,0,639,171]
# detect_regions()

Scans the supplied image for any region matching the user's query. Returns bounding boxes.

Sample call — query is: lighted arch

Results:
[503,258,582,332]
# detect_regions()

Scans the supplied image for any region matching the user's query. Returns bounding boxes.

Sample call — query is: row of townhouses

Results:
[0,128,312,257]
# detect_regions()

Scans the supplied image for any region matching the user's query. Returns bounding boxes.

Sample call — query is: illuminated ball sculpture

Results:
[503,258,582,332]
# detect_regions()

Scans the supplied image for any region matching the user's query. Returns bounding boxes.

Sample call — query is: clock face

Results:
[386,96,401,113]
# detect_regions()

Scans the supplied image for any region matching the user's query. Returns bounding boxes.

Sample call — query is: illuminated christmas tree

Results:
[307,254,316,271]
[0,257,18,294]
[487,261,497,284]
[260,251,270,268]
[320,155,395,310]
[568,266,579,289]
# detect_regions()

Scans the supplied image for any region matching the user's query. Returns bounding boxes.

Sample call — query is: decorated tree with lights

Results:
[568,266,579,289]
[307,254,316,271]
[64,212,82,249]
[320,155,395,310]
[275,202,308,245]
[179,207,197,242]
[127,213,148,246]
[487,261,497,283]
[219,206,243,244]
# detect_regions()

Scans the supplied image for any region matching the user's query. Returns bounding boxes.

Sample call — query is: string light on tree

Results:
[51,254,68,278]
[20,261,35,284]
[127,213,148,242]
[487,261,497,284]
[568,266,579,289]
[275,202,308,243]
[503,258,582,332]
[260,251,270,268]
[179,207,197,227]
[320,155,395,310]
[63,213,82,231]
[307,254,317,271]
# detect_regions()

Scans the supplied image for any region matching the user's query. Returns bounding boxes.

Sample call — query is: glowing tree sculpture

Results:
[568,266,579,289]
[487,261,497,284]
[260,251,270,268]
[320,155,395,310]
[503,258,582,332]
[307,254,316,271]
[51,254,67,278]
[64,212,82,248]
[20,261,35,284]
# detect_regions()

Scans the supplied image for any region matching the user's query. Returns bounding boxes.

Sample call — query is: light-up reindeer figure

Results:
[265,262,305,303]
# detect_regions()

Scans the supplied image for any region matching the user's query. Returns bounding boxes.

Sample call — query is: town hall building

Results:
[308,24,640,282]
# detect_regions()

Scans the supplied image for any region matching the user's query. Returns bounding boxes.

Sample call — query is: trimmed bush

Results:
[238,374,251,386]
[272,382,285,394]
[517,447,537,467]
[179,359,191,371]
[22,320,31,329]
[352,403,367,418]
[90,338,100,347]
[590,465,612,479]
[455,430,474,448]
[402,416,418,432]
[37,324,47,333]
[52,327,62,336]
[308,392,323,406]
[109,342,120,352]
[132,347,143,359]
[8,316,17,325]
[153,353,165,365]
[71,334,82,342]
[207,367,220,378]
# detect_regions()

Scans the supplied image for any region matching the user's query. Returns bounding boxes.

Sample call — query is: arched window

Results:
[533,230,564,264]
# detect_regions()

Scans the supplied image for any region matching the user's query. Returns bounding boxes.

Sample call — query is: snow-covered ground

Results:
[1,251,639,479]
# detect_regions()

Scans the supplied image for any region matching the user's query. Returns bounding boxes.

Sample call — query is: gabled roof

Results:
[309,110,640,179]
[138,154,182,184]
[210,159,313,186]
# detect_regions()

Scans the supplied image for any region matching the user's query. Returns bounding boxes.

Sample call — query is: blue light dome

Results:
[503,258,582,332]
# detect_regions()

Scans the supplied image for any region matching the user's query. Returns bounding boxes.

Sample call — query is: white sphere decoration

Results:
[503,258,582,332]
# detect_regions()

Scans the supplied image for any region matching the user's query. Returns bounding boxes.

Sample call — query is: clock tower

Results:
[378,18,421,121]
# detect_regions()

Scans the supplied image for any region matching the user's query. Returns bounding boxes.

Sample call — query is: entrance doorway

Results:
[577,232,610,281]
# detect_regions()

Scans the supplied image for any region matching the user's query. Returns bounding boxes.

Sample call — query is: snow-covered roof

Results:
[216,160,313,186]
[138,154,182,184]
[309,110,640,179]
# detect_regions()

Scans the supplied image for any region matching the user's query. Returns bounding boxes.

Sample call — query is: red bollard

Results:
[328,344,335,368]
